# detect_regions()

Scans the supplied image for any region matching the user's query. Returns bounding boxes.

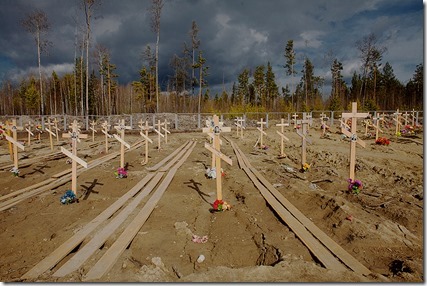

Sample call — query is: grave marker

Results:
[203,116,230,168]
[203,115,232,201]
[373,116,384,141]
[153,120,165,150]
[25,121,34,146]
[52,117,60,142]
[341,102,369,180]
[45,118,57,151]
[101,121,112,153]
[113,119,131,169]
[89,120,97,142]
[292,113,298,128]
[296,113,312,167]
[275,118,290,158]
[402,111,409,126]
[1,119,25,171]
[319,113,330,136]
[234,117,245,138]
[138,120,153,165]
[256,118,267,149]
[162,119,171,144]
[61,120,88,195]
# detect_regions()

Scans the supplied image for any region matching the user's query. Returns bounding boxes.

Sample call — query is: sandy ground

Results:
[0,121,423,283]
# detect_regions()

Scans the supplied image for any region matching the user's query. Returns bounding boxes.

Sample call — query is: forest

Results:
[0,0,423,117]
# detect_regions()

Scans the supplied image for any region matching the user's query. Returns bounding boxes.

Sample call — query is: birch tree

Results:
[150,0,164,113]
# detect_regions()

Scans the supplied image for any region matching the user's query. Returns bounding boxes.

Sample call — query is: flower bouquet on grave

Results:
[301,163,310,173]
[114,167,128,178]
[211,199,231,212]
[395,131,401,137]
[347,179,363,195]
[10,167,19,177]
[375,137,390,146]
[60,190,78,204]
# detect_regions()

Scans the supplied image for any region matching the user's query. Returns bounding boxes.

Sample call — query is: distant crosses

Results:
[162,119,171,144]
[319,113,330,136]
[203,115,232,202]
[61,120,88,195]
[138,120,153,165]
[25,121,34,146]
[2,119,25,172]
[296,113,312,168]
[341,102,369,180]
[101,121,112,153]
[153,120,165,150]
[291,113,298,129]
[234,117,245,138]
[45,118,57,151]
[275,118,290,158]
[89,120,97,142]
[113,119,131,169]
[256,118,267,149]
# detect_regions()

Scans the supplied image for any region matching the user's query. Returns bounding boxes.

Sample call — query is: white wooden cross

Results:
[203,114,232,201]
[89,120,97,142]
[296,113,312,167]
[25,121,34,146]
[153,120,165,150]
[61,120,88,195]
[138,120,153,165]
[373,116,384,141]
[1,119,25,171]
[52,117,60,142]
[291,113,298,129]
[363,119,371,136]
[256,118,267,149]
[306,113,312,130]
[101,121,112,153]
[275,118,290,158]
[45,117,57,151]
[411,109,416,126]
[162,119,171,144]
[393,109,402,136]
[319,113,330,136]
[113,119,132,169]
[402,111,409,126]
[234,117,245,138]
[341,102,369,180]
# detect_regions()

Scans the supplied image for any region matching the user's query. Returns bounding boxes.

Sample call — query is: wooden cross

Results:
[89,120,97,142]
[296,113,312,167]
[393,109,403,135]
[362,119,371,136]
[113,119,132,169]
[162,119,171,144]
[402,111,409,126]
[52,117,60,142]
[234,117,245,138]
[373,116,384,141]
[291,113,298,129]
[25,121,34,146]
[153,120,165,150]
[306,114,312,130]
[341,102,369,180]
[35,122,43,141]
[61,120,88,195]
[203,115,232,201]
[411,109,416,126]
[45,118,57,151]
[319,113,330,136]
[101,121,112,153]
[256,118,267,149]
[203,116,229,168]
[138,120,153,165]
[276,118,290,158]
[1,119,25,171]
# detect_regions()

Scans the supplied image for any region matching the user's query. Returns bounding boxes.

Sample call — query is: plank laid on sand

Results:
[146,141,190,171]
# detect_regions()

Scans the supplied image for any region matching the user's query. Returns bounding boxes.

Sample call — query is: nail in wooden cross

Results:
[25,121,34,146]
[101,121,112,153]
[45,118,57,151]
[61,120,88,195]
[341,102,369,180]
[256,118,267,149]
[296,113,312,167]
[89,120,97,142]
[162,119,171,144]
[2,119,25,171]
[153,120,165,150]
[234,117,245,138]
[203,115,232,201]
[275,118,290,158]
[138,120,153,165]
[113,119,131,168]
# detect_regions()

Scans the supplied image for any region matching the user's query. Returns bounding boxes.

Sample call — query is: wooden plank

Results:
[61,147,88,168]
[4,134,25,150]
[0,178,56,202]
[159,143,192,172]
[146,141,189,171]
[112,134,131,149]
[21,172,156,280]
[53,172,165,277]
[204,142,232,166]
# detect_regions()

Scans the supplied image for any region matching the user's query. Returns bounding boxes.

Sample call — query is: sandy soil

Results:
[0,121,423,283]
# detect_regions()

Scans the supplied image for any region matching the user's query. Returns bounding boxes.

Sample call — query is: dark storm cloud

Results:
[0,0,423,95]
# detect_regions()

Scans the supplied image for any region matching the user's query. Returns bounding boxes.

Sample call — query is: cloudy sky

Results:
[0,0,423,96]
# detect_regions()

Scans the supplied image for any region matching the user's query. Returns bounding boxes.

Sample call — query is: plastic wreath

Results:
[10,167,19,177]
[375,137,390,145]
[347,179,363,195]
[301,163,310,172]
[114,167,128,178]
[212,199,231,211]
[60,190,78,204]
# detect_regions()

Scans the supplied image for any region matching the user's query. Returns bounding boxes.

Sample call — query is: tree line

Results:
[0,1,423,117]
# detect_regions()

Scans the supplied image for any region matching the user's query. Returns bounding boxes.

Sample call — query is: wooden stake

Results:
[113,119,132,169]
[275,118,290,158]
[61,120,88,195]
[256,118,267,148]
[89,120,97,142]
[341,102,369,180]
